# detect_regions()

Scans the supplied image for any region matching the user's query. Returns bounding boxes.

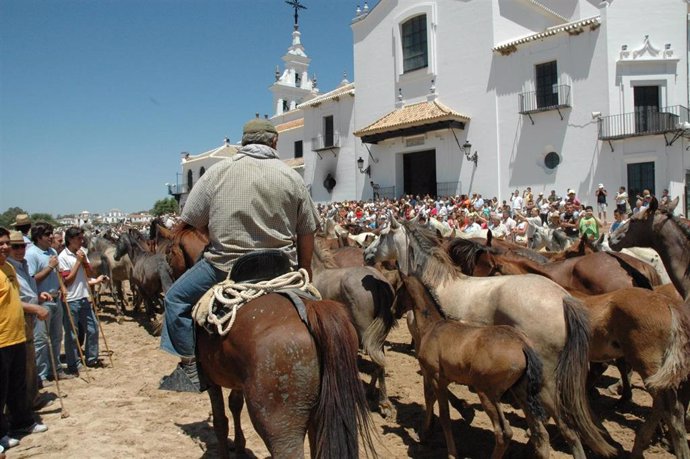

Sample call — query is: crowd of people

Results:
[0,215,108,455]
[317,184,673,245]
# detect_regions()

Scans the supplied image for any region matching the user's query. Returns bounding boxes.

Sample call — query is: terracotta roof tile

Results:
[354,100,470,137]
[275,118,304,133]
[493,16,600,54]
[298,83,355,108]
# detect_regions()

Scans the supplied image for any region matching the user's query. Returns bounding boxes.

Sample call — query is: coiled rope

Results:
[205,269,320,336]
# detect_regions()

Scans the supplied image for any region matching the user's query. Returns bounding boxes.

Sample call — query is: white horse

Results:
[364,218,616,459]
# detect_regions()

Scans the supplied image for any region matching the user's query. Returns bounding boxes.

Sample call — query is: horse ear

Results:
[389,214,400,229]
[648,197,658,215]
[435,229,444,242]
[577,235,587,255]
[486,229,493,247]
[596,233,605,249]
[669,196,679,212]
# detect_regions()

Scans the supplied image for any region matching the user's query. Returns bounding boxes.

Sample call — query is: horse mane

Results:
[149,217,163,241]
[446,237,496,274]
[313,237,340,269]
[402,274,448,320]
[660,209,690,241]
[401,221,461,286]
[509,246,550,264]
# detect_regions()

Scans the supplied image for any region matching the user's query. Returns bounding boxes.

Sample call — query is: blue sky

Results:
[0,0,372,216]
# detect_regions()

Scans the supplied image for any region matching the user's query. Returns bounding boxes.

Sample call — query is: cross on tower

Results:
[285,0,306,30]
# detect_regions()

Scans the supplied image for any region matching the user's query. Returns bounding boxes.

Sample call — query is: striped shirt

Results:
[182,143,319,272]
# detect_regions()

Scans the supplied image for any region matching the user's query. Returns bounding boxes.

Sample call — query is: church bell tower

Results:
[270,0,318,117]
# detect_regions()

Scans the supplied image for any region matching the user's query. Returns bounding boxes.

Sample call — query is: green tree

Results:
[0,208,59,228]
[0,207,28,228]
[30,213,59,226]
[151,197,179,216]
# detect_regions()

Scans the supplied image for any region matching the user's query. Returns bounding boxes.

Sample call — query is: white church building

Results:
[171,0,690,216]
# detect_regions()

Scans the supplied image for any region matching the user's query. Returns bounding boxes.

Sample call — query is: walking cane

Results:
[55,269,91,382]
[45,328,69,418]
[86,282,114,368]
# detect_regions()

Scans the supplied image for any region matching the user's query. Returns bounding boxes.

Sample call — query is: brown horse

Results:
[158,225,376,457]
[151,221,208,280]
[197,294,376,458]
[609,197,689,300]
[395,273,547,459]
[449,238,661,295]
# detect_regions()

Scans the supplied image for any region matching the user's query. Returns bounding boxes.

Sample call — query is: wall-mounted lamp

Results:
[357,156,371,176]
[461,140,478,166]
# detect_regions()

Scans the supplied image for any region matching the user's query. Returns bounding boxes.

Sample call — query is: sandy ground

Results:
[10,292,678,459]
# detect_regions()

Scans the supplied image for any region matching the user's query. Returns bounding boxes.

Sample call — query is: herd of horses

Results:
[87,196,689,458]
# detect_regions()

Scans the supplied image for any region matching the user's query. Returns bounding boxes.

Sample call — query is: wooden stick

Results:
[55,270,91,382]
[44,327,69,418]
[87,284,114,368]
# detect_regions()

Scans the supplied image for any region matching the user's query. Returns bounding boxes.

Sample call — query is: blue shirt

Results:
[26,244,60,295]
[6,257,38,305]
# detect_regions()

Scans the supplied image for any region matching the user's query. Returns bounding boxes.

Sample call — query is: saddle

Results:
[192,250,320,335]
[229,249,292,283]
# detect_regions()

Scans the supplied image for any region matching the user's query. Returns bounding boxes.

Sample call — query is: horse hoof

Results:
[116,316,123,324]
[460,406,475,424]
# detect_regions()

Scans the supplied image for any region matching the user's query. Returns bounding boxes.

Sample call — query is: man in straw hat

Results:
[159,116,320,393]
[10,214,32,248]
[0,228,49,453]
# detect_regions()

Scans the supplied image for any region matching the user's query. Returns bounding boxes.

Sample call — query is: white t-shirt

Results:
[58,247,91,302]
[511,195,524,211]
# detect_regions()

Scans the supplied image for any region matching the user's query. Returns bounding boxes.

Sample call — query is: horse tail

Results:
[518,343,548,422]
[557,296,617,457]
[359,277,397,370]
[306,300,377,459]
[645,305,690,391]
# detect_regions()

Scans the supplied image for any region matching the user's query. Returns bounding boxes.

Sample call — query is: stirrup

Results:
[158,363,207,393]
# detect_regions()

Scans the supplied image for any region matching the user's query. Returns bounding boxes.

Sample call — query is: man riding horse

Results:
[159,117,320,393]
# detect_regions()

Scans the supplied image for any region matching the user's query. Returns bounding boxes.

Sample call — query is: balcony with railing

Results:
[519,85,571,120]
[598,105,690,141]
[312,132,341,151]
[167,183,188,196]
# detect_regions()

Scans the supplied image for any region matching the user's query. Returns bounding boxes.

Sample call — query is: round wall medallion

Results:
[544,152,560,169]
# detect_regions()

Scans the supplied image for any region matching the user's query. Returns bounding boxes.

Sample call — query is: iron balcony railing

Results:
[376,186,397,200]
[167,183,188,195]
[519,84,571,113]
[598,105,690,140]
[437,181,460,197]
[311,132,341,150]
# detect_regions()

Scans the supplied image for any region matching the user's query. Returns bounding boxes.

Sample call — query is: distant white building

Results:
[171,0,690,216]
[127,212,153,225]
[102,208,126,224]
